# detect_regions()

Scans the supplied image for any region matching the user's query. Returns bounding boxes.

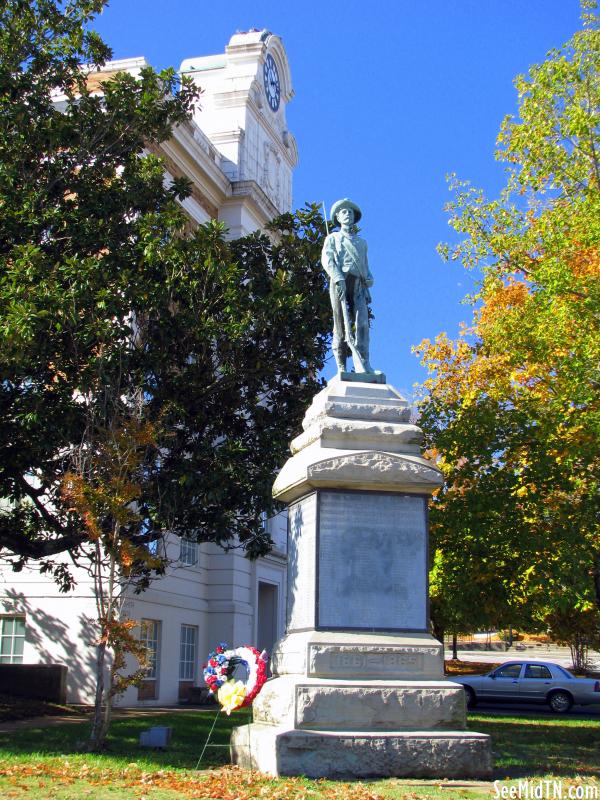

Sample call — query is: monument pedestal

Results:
[232,725,490,780]
[231,379,492,778]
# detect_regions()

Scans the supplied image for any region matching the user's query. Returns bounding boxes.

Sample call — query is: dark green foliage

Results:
[0,0,330,585]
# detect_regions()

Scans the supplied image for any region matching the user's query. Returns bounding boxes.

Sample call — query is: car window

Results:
[494,664,522,679]
[555,665,574,679]
[524,664,552,679]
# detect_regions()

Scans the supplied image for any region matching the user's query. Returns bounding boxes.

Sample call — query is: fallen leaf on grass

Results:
[0,760,391,799]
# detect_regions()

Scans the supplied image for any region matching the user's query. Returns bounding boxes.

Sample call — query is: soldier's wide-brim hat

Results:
[330,198,362,226]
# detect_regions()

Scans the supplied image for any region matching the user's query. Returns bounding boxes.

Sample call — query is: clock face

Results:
[263,54,281,112]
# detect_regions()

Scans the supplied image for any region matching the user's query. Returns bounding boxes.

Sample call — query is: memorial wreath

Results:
[203,643,268,714]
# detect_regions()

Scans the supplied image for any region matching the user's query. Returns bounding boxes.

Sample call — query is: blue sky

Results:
[93,0,582,397]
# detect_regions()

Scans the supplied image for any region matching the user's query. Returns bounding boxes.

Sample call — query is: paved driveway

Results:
[454,646,600,669]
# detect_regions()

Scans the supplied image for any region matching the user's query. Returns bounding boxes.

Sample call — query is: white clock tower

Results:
[180,30,298,237]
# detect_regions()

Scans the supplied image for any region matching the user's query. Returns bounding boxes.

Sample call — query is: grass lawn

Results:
[472,713,600,779]
[0,708,597,799]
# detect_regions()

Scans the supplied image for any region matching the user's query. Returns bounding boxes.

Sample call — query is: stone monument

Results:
[231,200,492,778]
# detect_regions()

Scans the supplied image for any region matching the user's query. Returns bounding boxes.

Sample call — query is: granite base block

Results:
[252,675,467,731]
[340,371,387,384]
[231,723,493,779]
[272,630,445,680]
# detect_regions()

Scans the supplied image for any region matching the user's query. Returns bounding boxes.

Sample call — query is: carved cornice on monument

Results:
[307,452,442,487]
[272,377,443,503]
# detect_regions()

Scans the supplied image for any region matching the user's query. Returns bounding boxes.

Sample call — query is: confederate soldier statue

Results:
[322,198,376,375]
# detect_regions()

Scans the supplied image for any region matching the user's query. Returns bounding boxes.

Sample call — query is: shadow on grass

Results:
[0,694,81,722]
[0,709,252,770]
[470,712,600,780]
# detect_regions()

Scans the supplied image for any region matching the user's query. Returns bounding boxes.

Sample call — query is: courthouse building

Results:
[0,30,295,705]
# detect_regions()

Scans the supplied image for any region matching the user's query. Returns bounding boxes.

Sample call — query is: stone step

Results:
[302,399,411,430]
[252,676,467,731]
[292,419,423,455]
[231,723,493,779]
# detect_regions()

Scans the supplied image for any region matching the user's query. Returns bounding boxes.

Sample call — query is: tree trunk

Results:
[97,681,114,747]
[452,632,458,660]
[570,635,588,673]
[430,618,445,659]
[88,639,108,751]
[88,540,120,751]
[430,613,444,644]
[593,550,600,613]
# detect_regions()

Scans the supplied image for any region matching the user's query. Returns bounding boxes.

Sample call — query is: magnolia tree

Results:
[0,0,330,747]
[415,4,600,654]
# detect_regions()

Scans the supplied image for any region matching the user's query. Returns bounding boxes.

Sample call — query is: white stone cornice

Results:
[227,179,280,221]
[168,122,230,196]
[207,128,245,146]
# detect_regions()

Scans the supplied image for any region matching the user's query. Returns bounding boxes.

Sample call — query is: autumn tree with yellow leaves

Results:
[415,3,599,664]
[61,412,161,750]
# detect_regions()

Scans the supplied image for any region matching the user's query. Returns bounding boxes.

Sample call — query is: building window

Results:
[0,616,26,664]
[257,582,278,658]
[147,537,162,557]
[180,537,197,566]
[179,625,197,681]
[139,619,161,680]
[524,664,552,680]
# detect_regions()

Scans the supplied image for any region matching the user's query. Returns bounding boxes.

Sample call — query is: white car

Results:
[452,660,600,713]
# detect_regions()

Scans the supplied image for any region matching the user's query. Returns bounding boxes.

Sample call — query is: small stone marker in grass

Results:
[139,726,172,749]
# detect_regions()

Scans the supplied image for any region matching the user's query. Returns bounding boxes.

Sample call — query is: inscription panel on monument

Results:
[287,492,317,631]
[317,491,427,630]
[307,643,442,678]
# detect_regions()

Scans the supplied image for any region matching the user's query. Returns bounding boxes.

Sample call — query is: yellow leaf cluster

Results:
[568,243,599,278]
